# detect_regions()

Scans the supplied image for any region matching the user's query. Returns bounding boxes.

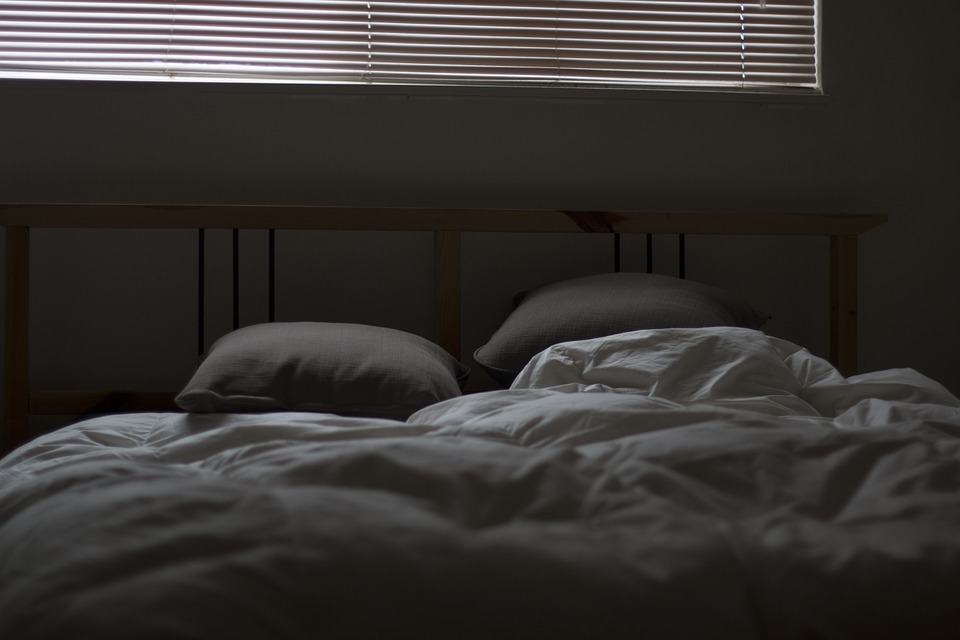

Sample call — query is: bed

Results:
[3,205,959,638]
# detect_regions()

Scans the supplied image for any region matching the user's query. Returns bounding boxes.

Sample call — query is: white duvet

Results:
[1,328,959,639]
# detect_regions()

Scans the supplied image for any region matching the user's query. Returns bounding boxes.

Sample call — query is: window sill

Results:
[0,75,829,108]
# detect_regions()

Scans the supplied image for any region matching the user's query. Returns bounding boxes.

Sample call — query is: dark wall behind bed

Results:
[2,1,959,435]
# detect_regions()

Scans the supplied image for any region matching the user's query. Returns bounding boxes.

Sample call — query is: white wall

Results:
[2,1,959,438]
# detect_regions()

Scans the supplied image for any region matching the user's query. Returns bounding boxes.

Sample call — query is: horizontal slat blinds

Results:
[0,2,372,79]
[0,1,819,91]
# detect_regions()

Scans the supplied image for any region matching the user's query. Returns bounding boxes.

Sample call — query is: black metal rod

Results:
[613,233,621,273]
[232,228,240,330]
[198,229,205,358]
[268,229,276,322]
[678,233,686,279]
[646,234,654,273]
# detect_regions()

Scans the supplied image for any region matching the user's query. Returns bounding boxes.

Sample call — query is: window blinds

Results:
[0,1,819,91]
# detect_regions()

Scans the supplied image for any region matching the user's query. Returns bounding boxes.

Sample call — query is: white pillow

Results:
[474,273,769,387]
[176,322,469,420]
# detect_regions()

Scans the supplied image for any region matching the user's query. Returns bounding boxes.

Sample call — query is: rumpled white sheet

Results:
[1,328,959,639]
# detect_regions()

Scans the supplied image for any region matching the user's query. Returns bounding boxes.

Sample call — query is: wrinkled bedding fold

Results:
[2,328,959,639]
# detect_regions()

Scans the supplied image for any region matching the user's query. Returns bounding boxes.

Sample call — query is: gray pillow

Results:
[176,322,469,419]
[474,272,770,387]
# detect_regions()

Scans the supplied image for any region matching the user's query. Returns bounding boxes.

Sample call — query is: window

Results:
[0,1,820,92]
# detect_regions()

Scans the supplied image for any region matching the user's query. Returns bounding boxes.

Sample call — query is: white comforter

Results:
[2,328,959,639]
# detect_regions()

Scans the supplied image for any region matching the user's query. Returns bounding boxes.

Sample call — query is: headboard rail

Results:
[1,204,887,453]
[1,204,884,235]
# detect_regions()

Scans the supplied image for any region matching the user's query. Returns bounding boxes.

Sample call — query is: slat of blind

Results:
[1,1,370,78]
[0,1,819,90]
[361,1,816,87]
[164,2,369,78]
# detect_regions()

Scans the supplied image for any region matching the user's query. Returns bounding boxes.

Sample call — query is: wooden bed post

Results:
[830,234,859,376]
[3,226,30,453]
[434,230,461,359]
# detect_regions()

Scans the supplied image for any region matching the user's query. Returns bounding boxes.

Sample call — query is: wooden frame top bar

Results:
[0,204,887,236]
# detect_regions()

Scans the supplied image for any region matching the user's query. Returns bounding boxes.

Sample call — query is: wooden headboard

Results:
[0,204,886,453]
